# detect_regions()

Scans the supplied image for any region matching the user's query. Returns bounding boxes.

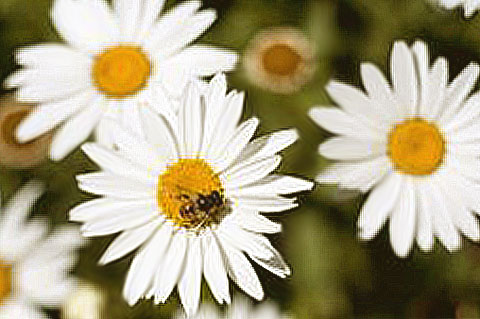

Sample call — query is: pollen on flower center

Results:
[92,45,151,98]
[157,159,226,230]
[0,261,12,305]
[262,44,302,76]
[388,118,445,176]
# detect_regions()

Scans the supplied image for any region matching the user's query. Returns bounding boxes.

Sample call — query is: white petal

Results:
[411,40,429,115]
[0,300,47,319]
[178,238,203,316]
[178,82,204,156]
[391,41,418,117]
[211,117,259,172]
[438,63,480,126]
[326,80,388,130]
[142,0,202,51]
[388,177,416,258]
[422,57,448,120]
[228,174,313,197]
[13,43,89,68]
[231,128,297,168]
[203,234,231,304]
[220,240,264,300]
[445,91,480,133]
[136,0,167,41]
[204,90,244,157]
[113,0,142,41]
[309,107,384,141]
[145,7,216,58]
[360,63,398,123]
[71,198,154,225]
[233,210,282,234]
[319,136,386,161]
[358,173,403,240]
[162,45,237,76]
[428,180,461,252]
[123,224,172,306]
[223,155,281,189]
[316,156,391,193]
[416,182,434,252]
[153,233,188,303]
[52,0,119,53]
[99,220,161,265]
[234,196,297,213]
[50,104,103,160]
[81,143,152,183]
[139,105,178,160]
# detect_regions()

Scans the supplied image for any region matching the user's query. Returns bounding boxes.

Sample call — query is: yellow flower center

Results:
[388,118,445,176]
[92,45,151,98]
[0,261,12,305]
[157,159,226,230]
[262,44,302,77]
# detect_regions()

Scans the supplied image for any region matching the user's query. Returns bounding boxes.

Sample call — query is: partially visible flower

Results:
[435,0,480,18]
[243,27,316,94]
[5,0,238,160]
[0,181,85,318]
[0,94,52,169]
[174,295,293,319]
[310,40,480,257]
[61,281,105,319]
[69,74,313,316]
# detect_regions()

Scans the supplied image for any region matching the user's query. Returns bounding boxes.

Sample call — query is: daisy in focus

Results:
[435,0,480,18]
[0,181,85,319]
[69,74,313,316]
[310,40,480,257]
[5,0,238,160]
[174,294,293,319]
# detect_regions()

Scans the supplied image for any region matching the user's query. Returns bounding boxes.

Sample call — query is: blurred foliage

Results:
[1,0,480,318]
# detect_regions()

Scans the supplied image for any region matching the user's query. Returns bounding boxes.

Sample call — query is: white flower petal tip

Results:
[436,0,480,18]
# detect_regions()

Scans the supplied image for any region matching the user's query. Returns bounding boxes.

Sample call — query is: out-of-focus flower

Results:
[310,40,480,257]
[0,94,52,169]
[0,181,85,318]
[5,0,238,160]
[243,27,316,94]
[61,281,105,319]
[174,294,293,319]
[69,74,313,316]
[435,0,480,18]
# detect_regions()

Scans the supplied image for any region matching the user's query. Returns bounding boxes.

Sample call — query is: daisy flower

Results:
[174,294,293,319]
[69,73,313,316]
[243,27,316,94]
[5,0,238,160]
[310,40,480,257]
[0,181,85,319]
[435,0,480,17]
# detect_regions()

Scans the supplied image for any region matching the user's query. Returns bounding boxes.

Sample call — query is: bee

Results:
[178,191,225,228]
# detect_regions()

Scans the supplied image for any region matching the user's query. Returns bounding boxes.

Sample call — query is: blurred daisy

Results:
[243,27,316,94]
[436,0,480,18]
[174,294,293,319]
[310,40,480,257]
[0,181,85,319]
[0,95,52,169]
[69,74,313,316]
[5,0,238,160]
[61,281,105,319]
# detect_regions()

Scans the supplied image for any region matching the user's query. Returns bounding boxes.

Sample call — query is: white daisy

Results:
[5,0,238,160]
[435,0,480,17]
[174,294,293,319]
[69,73,313,316]
[310,40,480,257]
[0,181,85,319]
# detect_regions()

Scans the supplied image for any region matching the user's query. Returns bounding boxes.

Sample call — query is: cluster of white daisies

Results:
[1,0,480,318]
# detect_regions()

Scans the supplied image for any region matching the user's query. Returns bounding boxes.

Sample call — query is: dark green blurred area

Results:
[1,0,480,318]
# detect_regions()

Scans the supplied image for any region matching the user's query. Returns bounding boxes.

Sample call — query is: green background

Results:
[1,0,480,318]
